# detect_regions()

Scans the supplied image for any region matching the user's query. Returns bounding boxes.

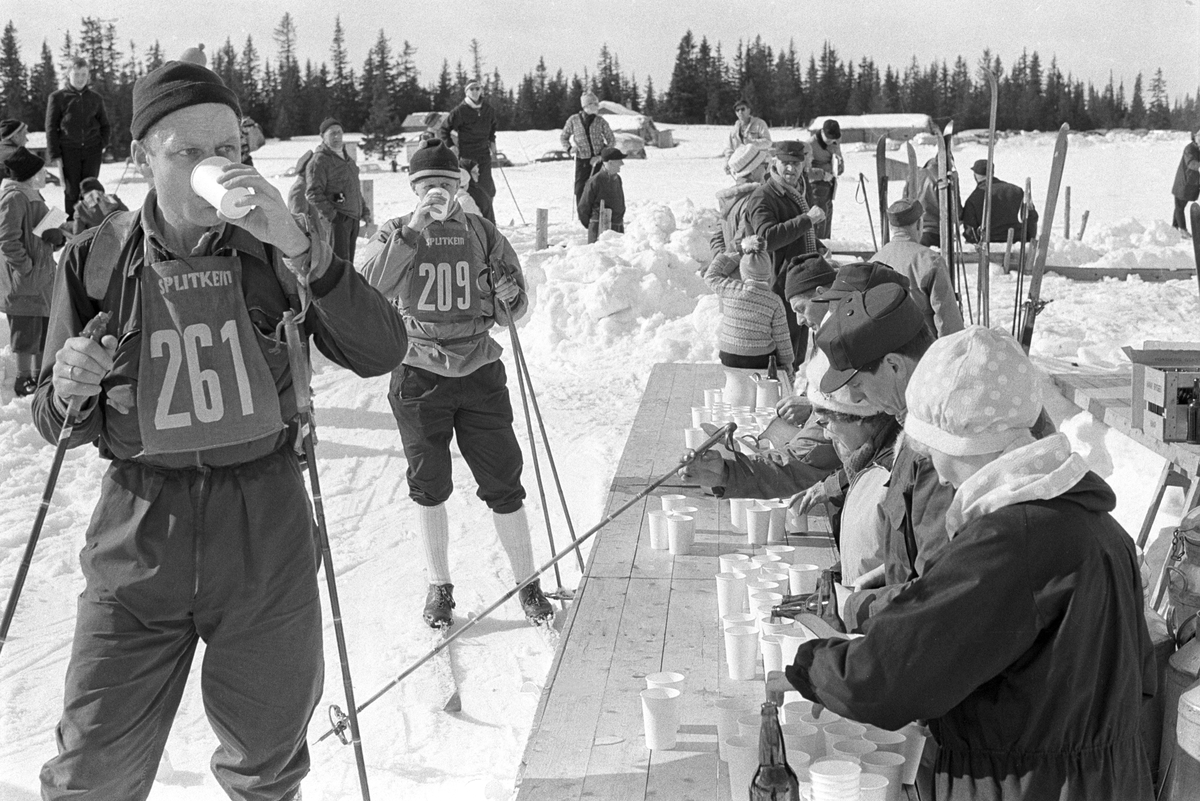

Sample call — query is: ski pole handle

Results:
[63,312,112,421]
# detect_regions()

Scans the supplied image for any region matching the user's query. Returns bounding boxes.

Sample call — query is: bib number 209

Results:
[416,261,472,313]
[151,320,255,430]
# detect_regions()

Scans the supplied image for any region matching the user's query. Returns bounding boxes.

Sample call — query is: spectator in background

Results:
[46,57,110,221]
[306,116,371,264]
[438,80,498,222]
[0,147,64,396]
[178,44,206,66]
[0,119,29,180]
[240,116,265,166]
[560,92,616,205]
[578,147,625,243]
[961,159,1038,244]
[806,119,844,238]
[723,100,771,164]
[711,143,770,258]
[71,177,128,235]
[1172,128,1200,237]
[872,199,964,337]
[456,157,484,216]
[914,153,961,248]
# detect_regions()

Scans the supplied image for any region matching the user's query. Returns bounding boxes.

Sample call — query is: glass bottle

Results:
[749,701,800,800]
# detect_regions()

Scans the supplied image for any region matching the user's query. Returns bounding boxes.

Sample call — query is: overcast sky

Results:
[8,0,1199,102]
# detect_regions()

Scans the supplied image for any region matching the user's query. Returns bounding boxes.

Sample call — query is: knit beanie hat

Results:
[904,326,1043,456]
[581,92,599,108]
[739,250,773,283]
[822,119,841,139]
[3,146,44,183]
[887,199,923,227]
[80,177,105,194]
[785,255,838,300]
[728,143,768,179]
[131,61,241,141]
[179,44,206,67]
[804,349,887,416]
[319,117,342,135]
[408,139,459,183]
[0,119,25,140]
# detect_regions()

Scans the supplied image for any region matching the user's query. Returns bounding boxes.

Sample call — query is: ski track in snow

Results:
[0,124,1195,799]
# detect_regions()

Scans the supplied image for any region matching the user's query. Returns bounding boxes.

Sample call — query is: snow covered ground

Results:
[0,123,1196,799]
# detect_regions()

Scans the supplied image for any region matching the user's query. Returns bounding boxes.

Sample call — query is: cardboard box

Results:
[1124,342,1200,443]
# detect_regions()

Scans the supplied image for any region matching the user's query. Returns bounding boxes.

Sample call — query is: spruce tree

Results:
[0,22,31,125]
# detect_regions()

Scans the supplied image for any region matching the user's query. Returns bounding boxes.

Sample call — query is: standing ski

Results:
[1017,123,1070,353]
[905,141,920,200]
[935,126,955,298]
[1012,177,1034,336]
[1191,203,1200,301]
[876,135,890,245]
[430,621,462,712]
[979,69,999,327]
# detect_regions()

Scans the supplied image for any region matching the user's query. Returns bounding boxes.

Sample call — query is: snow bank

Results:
[1047,218,1193,270]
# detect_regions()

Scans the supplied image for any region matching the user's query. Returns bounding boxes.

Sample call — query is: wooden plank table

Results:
[515,362,838,801]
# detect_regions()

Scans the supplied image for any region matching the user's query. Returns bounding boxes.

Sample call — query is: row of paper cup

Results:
[728,497,790,544]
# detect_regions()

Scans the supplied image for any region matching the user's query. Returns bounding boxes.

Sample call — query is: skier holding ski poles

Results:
[361,139,555,631]
[29,60,407,800]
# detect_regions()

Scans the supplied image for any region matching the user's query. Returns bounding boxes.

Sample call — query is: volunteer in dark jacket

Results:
[745,140,827,371]
[306,116,370,264]
[45,57,110,221]
[961,159,1037,244]
[1171,128,1200,236]
[577,147,625,241]
[786,326,1155,801]
[438,80,498,222]
[33,61,407,801]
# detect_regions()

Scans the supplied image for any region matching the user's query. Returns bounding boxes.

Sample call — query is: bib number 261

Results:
[151,320,255,430]
[416,261,472,312]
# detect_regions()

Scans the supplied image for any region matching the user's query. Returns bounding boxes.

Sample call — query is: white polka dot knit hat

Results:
[904,326,1042,456]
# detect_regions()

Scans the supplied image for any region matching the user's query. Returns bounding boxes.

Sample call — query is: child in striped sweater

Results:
[704,235,795,408]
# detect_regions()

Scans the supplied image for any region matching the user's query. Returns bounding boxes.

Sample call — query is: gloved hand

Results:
[40,228,67,248]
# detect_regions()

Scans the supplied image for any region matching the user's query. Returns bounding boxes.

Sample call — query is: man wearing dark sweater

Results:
[438,80,498,222]
[578,147,625,243]
[45,58,110,221]
[961,159,1038,244]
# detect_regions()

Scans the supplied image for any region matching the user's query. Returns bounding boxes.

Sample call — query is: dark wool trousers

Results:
[330,212,360,265]
[388,359,526,513]
[573,158,596,206]
[471,158,497,223]
[59,144,103,220]
[1173,196,1191,232]
[40,450,323,801]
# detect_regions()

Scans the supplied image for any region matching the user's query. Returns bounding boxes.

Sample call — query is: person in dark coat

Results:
[805,119,844,238]
[33,61,407,800]
[578,147,626,242]
[710,143,770,258]
[1171,129,1200,236]
[438,80,498,222]
[560,92,616,205]
[71,177,128,235]
[961,159,1037,244]
[786,326,1156,801]
[745,141,827,371]
[0,118,29,180]
[45,57,110,221]
[306,117,370,264]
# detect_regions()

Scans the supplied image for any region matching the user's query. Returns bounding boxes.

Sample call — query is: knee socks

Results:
[493,506,536,585]
[418,503,451,584]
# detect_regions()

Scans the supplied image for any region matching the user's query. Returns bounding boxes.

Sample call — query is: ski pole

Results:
[496,161,526,225]
[511,336,585,574]
[113,158,132,195]
[281,310,372,801]
[856,173,877,251]
[316,423,737,744]
[487,263,567,594]
[0,312,110,658]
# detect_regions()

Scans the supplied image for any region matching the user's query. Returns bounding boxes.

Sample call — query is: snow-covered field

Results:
[1,123,1196,800]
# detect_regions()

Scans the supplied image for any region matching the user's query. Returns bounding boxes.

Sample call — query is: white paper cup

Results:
[765,543,796,564]
[760,633,784,674]
[823,721,866,757]
[754,501,789,543]
[723,625,760,681]
[690,406,710,427]
[863,729,907,754]
[722,612,757,629]
[715,697,756,761]
[640,687,680,750]
[738,711,765,743]
[781,699,813,725]
[779,631,810,666]
[781,721,822,769]
[898,723,929,786]
[716,572,748,616]
[760,617,794,637]
[725,734,759,799]
[749,577,786,598]
[661,494,688,511]
[684,427,706,449]
[719,552,752,573]
[861,751,906,801]
[645,671,685,692]
[425,187,451,220]
[745,505,772,546]
[190,156,253,219]
[809,758,862,800]
[831,737,876,765]
[755,378,782,412]
[729,497,757,532]
[789,563,822,596]
[859,773,889,801]
[647,509,670,549]
[751,553,784,570]
[666,514,695,555]
[673,505,699,518]
[748,590,783,621]
[704,388,723,408]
